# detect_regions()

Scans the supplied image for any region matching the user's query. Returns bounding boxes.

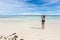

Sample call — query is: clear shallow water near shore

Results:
[0,15,60,22]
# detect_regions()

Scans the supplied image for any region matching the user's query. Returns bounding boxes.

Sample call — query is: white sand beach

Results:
[0,19,60,40]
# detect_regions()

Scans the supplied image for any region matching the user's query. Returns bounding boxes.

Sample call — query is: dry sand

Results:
[0,20,60,40]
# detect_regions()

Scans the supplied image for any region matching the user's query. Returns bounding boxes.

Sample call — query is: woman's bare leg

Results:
[42,22,45,29]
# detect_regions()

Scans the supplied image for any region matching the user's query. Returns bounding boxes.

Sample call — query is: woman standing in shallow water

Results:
[41,15,45,29]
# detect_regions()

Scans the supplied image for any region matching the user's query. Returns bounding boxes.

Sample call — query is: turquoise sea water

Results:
[0,15,60,22]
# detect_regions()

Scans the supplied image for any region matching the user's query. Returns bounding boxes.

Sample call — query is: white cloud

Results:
[41,0,59,6]
[23,12,30,15]
[0,0,38,15]
[0,11,4,13]
[0,0,27,14]
[0,0,60,15]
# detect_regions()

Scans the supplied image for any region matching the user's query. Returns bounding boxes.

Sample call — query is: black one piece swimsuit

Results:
[42,15,45,22]
[42,20,45,22]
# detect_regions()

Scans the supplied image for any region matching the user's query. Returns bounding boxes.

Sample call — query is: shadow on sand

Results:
[30,27,41,29]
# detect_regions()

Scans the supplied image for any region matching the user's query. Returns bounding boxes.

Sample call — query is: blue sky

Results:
[0,0,60,15]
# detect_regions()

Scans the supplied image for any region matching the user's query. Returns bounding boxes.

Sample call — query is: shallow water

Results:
[0,15,60,22]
